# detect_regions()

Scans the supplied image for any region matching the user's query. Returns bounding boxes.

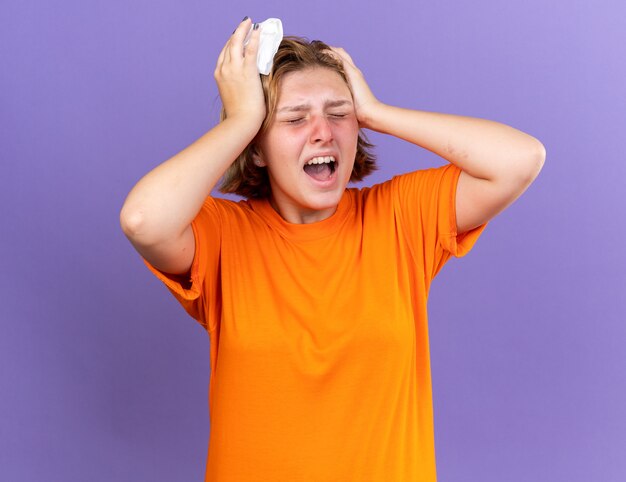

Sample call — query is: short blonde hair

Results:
[218,36,377,199]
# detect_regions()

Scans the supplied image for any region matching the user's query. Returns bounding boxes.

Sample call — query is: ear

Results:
[251,145,266,167]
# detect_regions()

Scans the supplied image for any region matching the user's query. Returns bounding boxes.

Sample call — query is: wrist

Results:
[358,100,385,131]
[222,114,264,137]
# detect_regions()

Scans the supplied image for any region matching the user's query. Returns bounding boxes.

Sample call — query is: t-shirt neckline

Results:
[249,190,354,241]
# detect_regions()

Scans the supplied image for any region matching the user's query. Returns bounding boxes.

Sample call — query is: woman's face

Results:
[256,67,359,224]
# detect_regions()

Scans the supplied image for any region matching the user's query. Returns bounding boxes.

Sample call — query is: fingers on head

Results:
[217,19,251,70]
[216,39,229,67]
[215,19,257,77]
[243,25,261,63]
[215,42,234,77]
[330,46,352,61]
[233,17,252,37]
[232,17,253,50]
[324,47,341,61]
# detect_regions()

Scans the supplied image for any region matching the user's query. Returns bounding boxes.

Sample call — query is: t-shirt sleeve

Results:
[141,196,222,331]
[392,163,488,282]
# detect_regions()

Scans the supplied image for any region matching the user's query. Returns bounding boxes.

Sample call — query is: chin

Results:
[306,188,344,210]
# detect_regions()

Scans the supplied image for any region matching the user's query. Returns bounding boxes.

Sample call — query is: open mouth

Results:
[303,156,337,182]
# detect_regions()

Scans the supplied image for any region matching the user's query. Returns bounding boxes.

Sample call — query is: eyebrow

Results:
[276,99,353,113]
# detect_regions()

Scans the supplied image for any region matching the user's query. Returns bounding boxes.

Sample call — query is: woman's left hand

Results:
[327,46,382,129]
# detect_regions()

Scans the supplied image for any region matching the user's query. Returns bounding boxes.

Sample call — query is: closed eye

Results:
[283,113,349,124]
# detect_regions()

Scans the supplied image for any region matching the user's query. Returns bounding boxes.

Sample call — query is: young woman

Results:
[120,17,545,482]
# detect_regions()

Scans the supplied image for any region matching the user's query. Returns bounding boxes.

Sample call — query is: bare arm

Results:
[329,46,546,233]
[119,18,265,275]
[358,104,546,233]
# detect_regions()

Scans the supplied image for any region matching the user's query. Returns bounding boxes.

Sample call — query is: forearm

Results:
[363,104,545,181]
[120,118,258,244]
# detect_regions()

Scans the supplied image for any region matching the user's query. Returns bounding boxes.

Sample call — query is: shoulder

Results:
[197,195,258,219]
[348,164,460,205]
[392,164,460,189]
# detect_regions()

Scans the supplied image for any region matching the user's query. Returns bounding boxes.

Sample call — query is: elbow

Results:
[535,140,547,169]
[517,140,546,184]
[120,202,184,247]
[530,140,547,179]
[119,203,148,241]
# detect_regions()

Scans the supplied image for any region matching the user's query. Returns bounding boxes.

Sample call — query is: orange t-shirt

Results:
[144,163,487,481]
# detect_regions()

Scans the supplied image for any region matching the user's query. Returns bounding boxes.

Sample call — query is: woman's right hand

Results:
[214,18,266,129]
[120,18,268,277]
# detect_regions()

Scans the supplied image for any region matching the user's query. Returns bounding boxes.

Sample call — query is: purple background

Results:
[2,0,625,480]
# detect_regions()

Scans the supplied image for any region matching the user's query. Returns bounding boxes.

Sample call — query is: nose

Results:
[309,115,333,143]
